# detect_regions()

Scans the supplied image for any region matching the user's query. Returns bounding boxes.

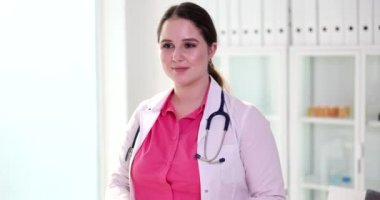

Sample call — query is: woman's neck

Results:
[171,77,210,118]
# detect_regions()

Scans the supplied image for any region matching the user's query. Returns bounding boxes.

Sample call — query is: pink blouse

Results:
[131,91,207,200]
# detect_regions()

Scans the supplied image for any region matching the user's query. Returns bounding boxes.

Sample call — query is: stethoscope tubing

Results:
[127,90,230,165]
[196,90,230,164]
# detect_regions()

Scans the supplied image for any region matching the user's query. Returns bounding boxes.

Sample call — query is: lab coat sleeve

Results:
[239,106,285,200]
[105,102,145,200]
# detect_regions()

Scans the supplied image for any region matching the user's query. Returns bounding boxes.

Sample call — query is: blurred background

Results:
[0,0,379,200]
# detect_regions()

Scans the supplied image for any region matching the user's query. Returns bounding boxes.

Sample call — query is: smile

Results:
[171,67,189,72]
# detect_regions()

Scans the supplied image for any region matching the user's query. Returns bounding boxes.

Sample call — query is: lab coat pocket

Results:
[219,144,242,183]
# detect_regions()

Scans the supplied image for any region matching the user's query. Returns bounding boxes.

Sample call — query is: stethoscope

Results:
[126,90,230,165]
[195,90,230,164]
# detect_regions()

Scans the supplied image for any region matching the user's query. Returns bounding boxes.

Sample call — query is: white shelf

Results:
[367,120,380,128]
[300,183,329,192]
[300,117,355,126]
[302,174,329,191]
[217,46,287,55]
[301,173,354,192]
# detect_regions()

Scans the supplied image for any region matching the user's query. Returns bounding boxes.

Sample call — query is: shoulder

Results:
[225,93,275,153]
[225,92,269,129]
[226,92,267,119]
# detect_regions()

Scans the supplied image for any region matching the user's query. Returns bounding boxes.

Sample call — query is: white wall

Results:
[0,0,99,199]
[99,0,128,197]
[125,1,170,117]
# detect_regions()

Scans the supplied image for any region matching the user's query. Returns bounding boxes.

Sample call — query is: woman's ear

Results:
[208,42,217,59]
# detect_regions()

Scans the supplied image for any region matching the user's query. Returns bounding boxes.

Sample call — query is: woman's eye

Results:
[184,43,196,48]
[162,43,173,49]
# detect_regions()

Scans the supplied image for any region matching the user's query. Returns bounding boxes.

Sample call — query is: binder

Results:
[241,0,262,46]
[374,0,380,44]
[342,0,358,45]
[292,0,317,45]
[330,0,344,45]
[304,0,317,45]
[318,0,332,45]
[274,0,288,45]
[291,0,306,45]
[358,0,374,45]
[229,0,240,46]
[263,0,275,45]
[217,0,229,46]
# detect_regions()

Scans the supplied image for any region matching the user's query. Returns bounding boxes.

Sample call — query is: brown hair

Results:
[157,2,226,88]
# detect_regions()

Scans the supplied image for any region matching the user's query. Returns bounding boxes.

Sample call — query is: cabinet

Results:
[289,47,380,200]
[361,49,380,192]
[215,47,289,190]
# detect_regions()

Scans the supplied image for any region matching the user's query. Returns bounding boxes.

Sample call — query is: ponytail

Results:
[208,61,227,89]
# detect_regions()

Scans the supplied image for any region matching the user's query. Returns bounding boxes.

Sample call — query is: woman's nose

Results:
[172,47,184,62]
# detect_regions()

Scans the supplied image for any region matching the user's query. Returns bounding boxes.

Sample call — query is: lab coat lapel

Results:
[197,77,223,144]
[134,90,171,154]
[134,78,224,155]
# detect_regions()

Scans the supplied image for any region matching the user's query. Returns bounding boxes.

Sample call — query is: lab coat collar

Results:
[203,77,224,120]
[134,77,225,168]
[146,89,172,112]
[145,76,223,114]
[141,77,224,144]
[198,77,224,143]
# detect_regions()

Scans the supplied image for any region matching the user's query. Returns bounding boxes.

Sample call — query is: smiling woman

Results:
[158,18,215,107]
[107,2,285,200]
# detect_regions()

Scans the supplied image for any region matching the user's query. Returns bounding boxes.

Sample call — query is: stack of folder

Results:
[291,0,380,46]
[205,0,289,47]
[204,0,380,47]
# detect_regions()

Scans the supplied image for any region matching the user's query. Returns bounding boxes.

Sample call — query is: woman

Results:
[107,2,285,200]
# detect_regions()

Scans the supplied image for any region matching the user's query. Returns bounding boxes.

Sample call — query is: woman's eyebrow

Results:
[183,38,199,42]
[159,39,172,43]
[159,38,199,43]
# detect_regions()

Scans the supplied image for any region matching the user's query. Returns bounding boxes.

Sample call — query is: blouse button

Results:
[204,189,208,193]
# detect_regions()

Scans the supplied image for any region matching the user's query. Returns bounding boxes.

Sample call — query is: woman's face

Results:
[159,18,216,87]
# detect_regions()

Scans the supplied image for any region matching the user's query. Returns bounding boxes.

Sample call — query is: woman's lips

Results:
[172,66,188,73]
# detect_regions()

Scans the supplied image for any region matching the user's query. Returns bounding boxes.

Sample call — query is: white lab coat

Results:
[106,77,285,200]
